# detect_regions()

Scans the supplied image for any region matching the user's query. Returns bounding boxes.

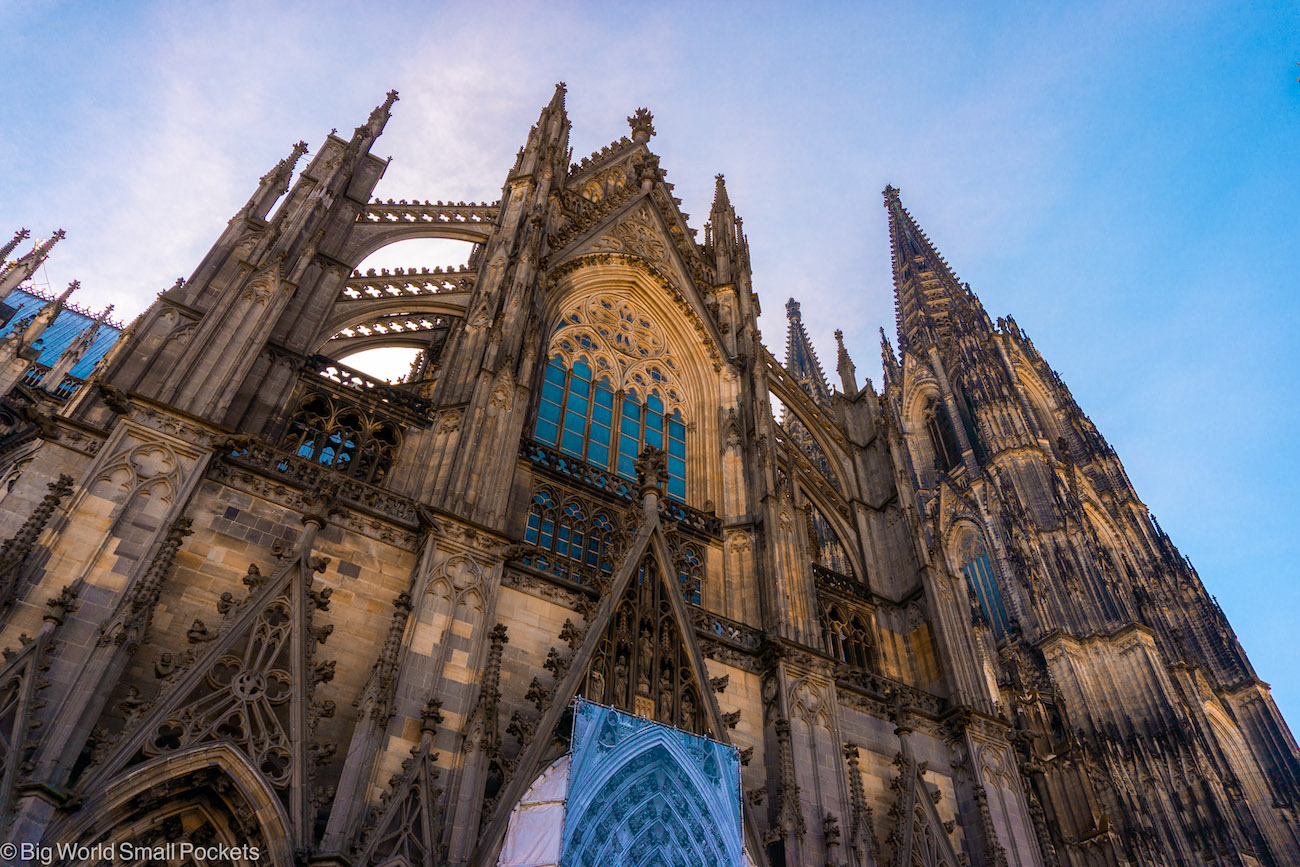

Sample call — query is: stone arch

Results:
[797,483,864,582]
[48,742,294,867]
[562,726,743,866]
[1203,700,1291,856]
[538,261,729,507]
[902,376,961,481]
[945,520,1011,644]
[344,219,493,265]
[764,372,854,492]
[317,297,467,350]
[1013,361,1067,451]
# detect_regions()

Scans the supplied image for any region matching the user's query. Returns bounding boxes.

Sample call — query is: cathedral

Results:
[0,84,1296,866]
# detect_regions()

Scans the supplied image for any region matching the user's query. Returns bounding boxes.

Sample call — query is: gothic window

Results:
[822,604,871,670]
[678,545,703,605]
[805,500,856,580]
[959,537,1010,640]
[534,296,689,502]
[522,488,614,584]
[283,393,401,485]
[924,398,961,473]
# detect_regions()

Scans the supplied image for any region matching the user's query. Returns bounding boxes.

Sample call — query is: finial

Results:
[711,173,731,212]
[628,107,655,144]
[0,228,30,262]
[835,329,858,395]
[785,298,801,320]
[357,90,399,140]
[58,280,79,301]
[543,82,567,117]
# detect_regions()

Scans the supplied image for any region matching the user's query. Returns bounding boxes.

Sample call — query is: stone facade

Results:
[0,85,1296,866]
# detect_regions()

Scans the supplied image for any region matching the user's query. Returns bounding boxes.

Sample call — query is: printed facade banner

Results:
[560,700,743,867]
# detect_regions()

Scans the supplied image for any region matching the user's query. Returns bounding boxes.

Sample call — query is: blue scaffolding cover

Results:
[561,700,742,867]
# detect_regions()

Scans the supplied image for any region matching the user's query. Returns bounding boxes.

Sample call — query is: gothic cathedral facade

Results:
[0,85,1296,866]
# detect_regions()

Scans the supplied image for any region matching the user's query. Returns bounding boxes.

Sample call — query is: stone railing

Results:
[304,355,432,416]
[813,563,872,602]
[521,439,721,538]
[691,609,762,651]
[224,440,420,527]
[358,200,498,226]
[340,265,475,301]
[835,668,948,718]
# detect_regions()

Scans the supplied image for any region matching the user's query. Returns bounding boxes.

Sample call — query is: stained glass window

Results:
[962,545,1010,640]
[678,546,703,605]
[536,356,687,502]
[523,489,614,585]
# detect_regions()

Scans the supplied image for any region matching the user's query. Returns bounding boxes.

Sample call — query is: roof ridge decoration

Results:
[6,284,125,330]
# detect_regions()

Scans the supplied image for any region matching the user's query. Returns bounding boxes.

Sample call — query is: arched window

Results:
[678,546,703,605]
[523,489,614,584]
[822,605,871,670]
[284,393,400,485]
[923,397,961,473]
[959,535,1010,640]
[535,357,687,501]
[805,500,856,580]
[533,297,689,502]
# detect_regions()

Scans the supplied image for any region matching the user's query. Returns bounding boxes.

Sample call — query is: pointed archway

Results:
[473,450,767,866]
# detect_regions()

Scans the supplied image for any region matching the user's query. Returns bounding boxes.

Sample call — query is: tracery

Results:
[534,295,687,501]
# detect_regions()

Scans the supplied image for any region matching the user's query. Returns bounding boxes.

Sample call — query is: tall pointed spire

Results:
[834,329,858,395]
[0,229,30,265]
[515,82,570,182]
[241,140,310,220]
[42,315,102,394]
[783,298,833,409]
[883,186,984,353]
[357,89,399,142]
[709,174,738,282]
[0,229,65,297]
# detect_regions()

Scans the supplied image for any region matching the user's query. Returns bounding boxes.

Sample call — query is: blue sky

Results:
[3,1,1297,723]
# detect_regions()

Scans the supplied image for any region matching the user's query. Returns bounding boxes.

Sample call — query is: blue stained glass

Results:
[645,416,663,449]
[964,549,1010,639]
[561,427,585,457]
[667,460,686,500]
[538,398,562,425]
[535,420,559,446]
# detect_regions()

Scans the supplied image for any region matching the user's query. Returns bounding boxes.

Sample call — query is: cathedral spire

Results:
[784,298,833,408]
[241,140,310,221]
[834,329,858,395]
[0,229,65,297]
[515,82,570,182]
[356,89,399,143]
[883,186,984,353]
[42,314,102,394]
[709,174,740,282]
[0,228,30,265]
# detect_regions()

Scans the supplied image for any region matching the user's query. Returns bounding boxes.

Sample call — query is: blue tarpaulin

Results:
[561,700,742,867]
